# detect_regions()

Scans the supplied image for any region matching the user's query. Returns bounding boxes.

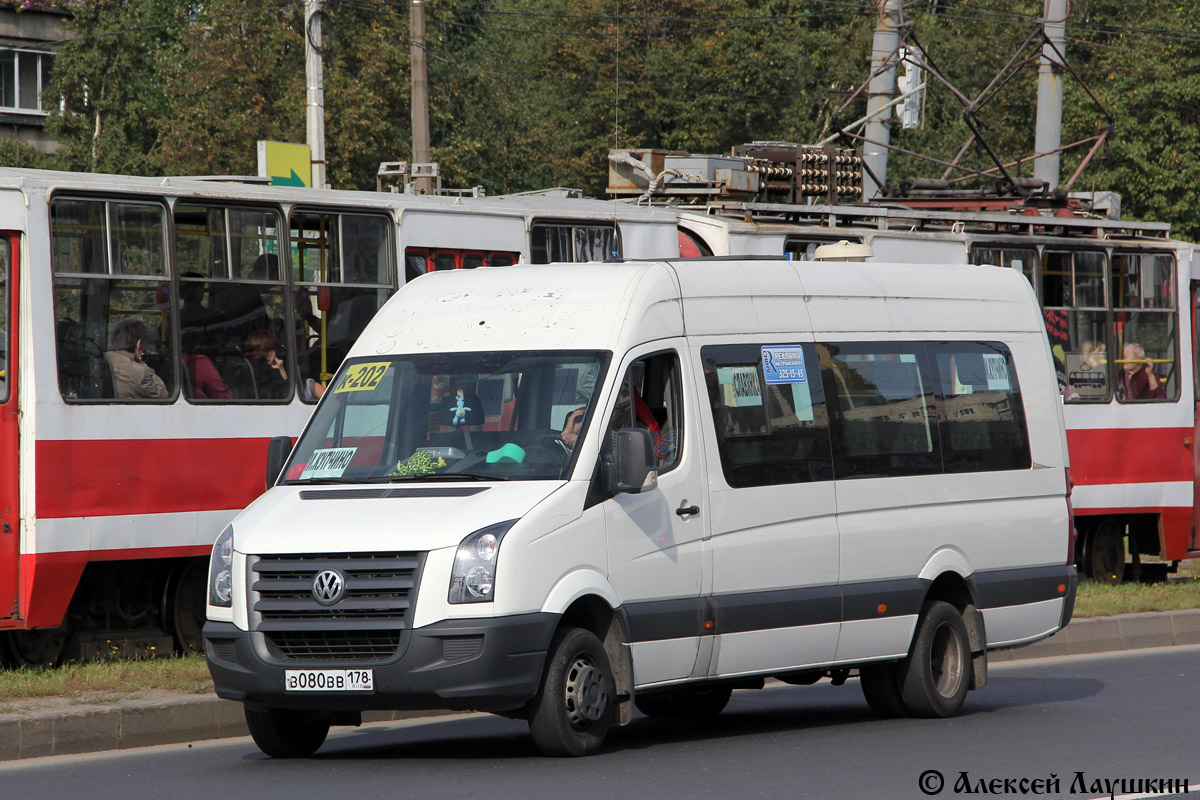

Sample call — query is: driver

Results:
[560,407,586,450]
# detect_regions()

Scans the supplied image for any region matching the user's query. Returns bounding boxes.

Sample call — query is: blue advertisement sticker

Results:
[761,346,807,385]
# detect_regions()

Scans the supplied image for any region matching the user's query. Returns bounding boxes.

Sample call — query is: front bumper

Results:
[204,613,559,713]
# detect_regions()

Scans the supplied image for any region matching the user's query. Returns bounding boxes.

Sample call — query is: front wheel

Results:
[899,601,970,718]
[527,627,615,757]
[245,707,330,758]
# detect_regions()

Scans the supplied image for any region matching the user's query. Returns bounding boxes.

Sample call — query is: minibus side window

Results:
[929,342,1031,473]
[605,352,682,473]
[820,342,941,479]
[1112,252,1177,402]
[52,198,175,402]
[700,343,832,488]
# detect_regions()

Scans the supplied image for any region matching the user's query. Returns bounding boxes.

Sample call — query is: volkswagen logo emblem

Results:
[312,569,346,606]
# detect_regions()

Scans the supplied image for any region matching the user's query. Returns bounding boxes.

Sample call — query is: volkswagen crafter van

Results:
[205,257,1076,757]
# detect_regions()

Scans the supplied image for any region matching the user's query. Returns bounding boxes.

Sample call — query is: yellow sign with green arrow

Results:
[256,141,311,188]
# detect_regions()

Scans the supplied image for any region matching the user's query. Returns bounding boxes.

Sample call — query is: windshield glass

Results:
[283,350,609,483]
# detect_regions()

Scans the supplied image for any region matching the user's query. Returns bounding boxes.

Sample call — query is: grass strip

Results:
[0,654,212,705]
[1074,578,1200,618]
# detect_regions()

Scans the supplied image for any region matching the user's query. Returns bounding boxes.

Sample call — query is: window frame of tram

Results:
[50,197,176,404]
[1111,251,1177,403]
[290,209,393,403]
[530,220,620,264]
[971,244,1178,404]
[403,247,519,282]
[173,202,290,403]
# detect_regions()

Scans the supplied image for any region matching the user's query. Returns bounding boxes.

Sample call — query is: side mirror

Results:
[612,428,658,495]
[266,435,294,489]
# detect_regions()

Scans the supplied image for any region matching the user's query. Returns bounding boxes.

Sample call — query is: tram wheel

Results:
[4,628,69,668]
[1083,520,1125,585]
[164,559,208,653]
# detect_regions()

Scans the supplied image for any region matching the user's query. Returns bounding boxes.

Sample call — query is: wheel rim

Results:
[563,655,608,729]
[929,622,965,699]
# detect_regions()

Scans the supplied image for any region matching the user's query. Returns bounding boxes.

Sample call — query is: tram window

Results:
[174,204,287,403]
[405,250,429,282]
[290,211,391,403]
[531,221,618,263]
[1113,252,1177,402]
[462,254,484,270]
[51,198,175,402]
[1040,251,1109,404]
[434,253,456,271]
[488,253,515,266]
[970,247,1036,286]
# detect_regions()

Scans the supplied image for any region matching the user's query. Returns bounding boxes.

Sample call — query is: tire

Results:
[634,684,733,718]
[898,601,970,718]
[858,662,907,718]
[244,707,330,758]
[1083,520,1124,585]
[527,627,615,757]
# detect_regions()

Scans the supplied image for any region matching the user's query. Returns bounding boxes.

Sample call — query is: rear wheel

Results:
[244,707,330,758]
[899,601,970,718]
[528,627,614,757]
[634,684,732,718]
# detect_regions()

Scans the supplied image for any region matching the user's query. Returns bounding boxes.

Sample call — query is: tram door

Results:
[1191,279,1200,553]
[0,235,18,618]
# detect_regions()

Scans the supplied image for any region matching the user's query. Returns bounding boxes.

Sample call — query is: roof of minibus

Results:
[349,258,1046,360]
[0,167,677,222]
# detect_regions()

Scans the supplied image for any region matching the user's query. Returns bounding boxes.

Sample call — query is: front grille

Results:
[266,630,402,662]
[250,551,424,664]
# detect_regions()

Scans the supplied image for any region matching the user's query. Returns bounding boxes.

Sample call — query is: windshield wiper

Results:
[286,477,365,485]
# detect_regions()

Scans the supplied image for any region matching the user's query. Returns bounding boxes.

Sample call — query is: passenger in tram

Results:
[179,273,220,340]
[244,329,290,399]
[212,254,274,348]
[1117,342,1165,400]
[105,319,168,400]
[182,352,232,400]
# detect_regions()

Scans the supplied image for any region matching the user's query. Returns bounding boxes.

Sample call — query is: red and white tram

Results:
[678,199,1200,582]
[0,168,678,663]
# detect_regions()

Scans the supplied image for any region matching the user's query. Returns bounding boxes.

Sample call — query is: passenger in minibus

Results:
[106,320,168,400]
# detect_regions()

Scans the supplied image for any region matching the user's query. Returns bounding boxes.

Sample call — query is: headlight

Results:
[448,520,518,604]
[209,526,234,608]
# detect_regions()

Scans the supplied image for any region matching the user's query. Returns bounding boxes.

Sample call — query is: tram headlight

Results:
[448,520,518,604]
[209,526,235,608]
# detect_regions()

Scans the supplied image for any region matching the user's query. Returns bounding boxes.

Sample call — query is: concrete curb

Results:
[3,608,1199,762]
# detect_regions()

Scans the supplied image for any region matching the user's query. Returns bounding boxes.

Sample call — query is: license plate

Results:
[285,669,374,692]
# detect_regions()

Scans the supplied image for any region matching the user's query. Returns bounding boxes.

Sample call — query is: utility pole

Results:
[1034,0,1068,190]
[862,0,901,200]
[410,0,432,195]
[305,0,327,189]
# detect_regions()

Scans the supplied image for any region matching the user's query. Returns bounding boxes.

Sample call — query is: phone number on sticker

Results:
[285,669,374,692]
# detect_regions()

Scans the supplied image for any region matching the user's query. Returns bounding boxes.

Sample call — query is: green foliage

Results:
[19,0,1200,240]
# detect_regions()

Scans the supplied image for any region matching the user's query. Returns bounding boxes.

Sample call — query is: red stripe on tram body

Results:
[36,438,273,519]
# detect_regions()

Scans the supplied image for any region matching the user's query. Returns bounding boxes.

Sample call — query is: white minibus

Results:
[205,257,1076,757]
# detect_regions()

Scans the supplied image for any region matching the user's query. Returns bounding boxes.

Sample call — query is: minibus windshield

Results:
[282,350,609,484]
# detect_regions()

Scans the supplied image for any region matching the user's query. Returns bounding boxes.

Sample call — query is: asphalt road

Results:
[2,646,1198,800]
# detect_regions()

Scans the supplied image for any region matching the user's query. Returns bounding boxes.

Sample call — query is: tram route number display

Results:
[285,669,375,692]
